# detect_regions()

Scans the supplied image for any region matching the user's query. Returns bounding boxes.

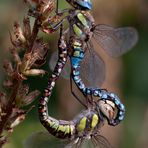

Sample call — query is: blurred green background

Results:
[0,0,148,148]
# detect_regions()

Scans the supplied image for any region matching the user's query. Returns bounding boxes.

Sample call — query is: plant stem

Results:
[0,15,41,136]
[0,11,41,146]
[27,19,40,53]
[0,80,22,135]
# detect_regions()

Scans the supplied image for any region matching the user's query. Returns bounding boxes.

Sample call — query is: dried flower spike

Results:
[5,108,27,133]
[10,22,26,49]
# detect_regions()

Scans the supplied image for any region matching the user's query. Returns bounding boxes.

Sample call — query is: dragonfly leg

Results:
[56,0,59,14]
[90,94,95,105]
[51,18,67,30]
[42,17,67,34]
[59,25,87,108]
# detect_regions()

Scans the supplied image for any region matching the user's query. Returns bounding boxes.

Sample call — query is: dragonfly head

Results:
[98,92,125,126]
[66,0,92,10]
[98,100,117,123]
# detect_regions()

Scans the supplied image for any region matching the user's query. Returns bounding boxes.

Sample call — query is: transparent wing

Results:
[49,47,105,88]
[49,51,71,79]
[65,135,112,148]
[80,41,105,87]
[23,131,64,148]
[65,138,84,148]
[93,24,138,57]
[23,132,111,148]
[91,135,112,148]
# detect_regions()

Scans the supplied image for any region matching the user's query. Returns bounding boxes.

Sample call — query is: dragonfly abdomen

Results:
[38,34,76,139]
[70,40,87,93]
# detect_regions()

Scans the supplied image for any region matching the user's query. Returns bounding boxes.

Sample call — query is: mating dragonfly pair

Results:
[28,0,138,147]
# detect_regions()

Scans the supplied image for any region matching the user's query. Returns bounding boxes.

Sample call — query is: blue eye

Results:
[76,0,92,10]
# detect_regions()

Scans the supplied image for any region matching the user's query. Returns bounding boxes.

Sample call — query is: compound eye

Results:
[99,100,116,120]
[76,0,92,10]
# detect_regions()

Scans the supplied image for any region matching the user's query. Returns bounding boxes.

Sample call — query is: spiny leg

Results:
[56,0,59,14]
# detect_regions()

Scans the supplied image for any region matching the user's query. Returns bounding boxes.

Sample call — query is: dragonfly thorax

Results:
[68,12,93,43]
[74,109,104,138]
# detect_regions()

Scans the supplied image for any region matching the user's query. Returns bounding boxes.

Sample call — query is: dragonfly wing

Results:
[80,41,105,87]
[49,46,105,88]
[65,135,111,148]
[65,138,96,148]
[23,131,64,148]
[49,51,71,79]
[91,135,112,148]
[93,24,138,57]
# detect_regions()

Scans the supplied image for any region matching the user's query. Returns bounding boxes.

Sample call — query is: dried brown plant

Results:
[0,0,57,146]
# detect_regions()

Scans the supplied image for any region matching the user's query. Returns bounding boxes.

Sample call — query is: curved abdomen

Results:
[38,36,75,139]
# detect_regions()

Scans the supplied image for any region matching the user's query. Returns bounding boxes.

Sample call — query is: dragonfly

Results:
[36,98,118,148]
[38,24,125,147]
[41,0,135,124]
[23,1,125,147]
[24,0,126,126]
[45,0,138,94]
[39,96,120,148]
